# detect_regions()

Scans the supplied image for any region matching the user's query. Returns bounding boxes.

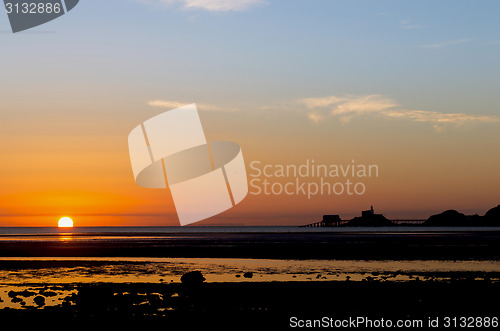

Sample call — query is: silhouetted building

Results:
[303,205,395,227]
[302,214,343,227]
[322,215,341,226]
[362,205,375,218]
[346,206,395,227]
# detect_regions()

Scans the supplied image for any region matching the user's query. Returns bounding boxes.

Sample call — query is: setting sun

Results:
[58,217,74,228]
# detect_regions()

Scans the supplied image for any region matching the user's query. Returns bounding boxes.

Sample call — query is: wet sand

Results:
[0,257,499,285]
[0,257,498,327]
[0,230,499,260]
[0,230,498,327]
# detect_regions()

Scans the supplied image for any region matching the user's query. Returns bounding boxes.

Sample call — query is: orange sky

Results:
[1,1,500,227]
[1,105,499,227]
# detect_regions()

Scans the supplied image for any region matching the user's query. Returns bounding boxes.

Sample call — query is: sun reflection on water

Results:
[58,234,73,242]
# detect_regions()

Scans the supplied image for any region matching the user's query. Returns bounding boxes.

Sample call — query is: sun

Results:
[58,217,74,228]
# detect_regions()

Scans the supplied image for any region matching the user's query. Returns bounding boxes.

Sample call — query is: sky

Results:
[1,0,500,226]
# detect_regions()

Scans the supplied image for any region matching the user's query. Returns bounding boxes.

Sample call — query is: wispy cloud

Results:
[138,0,266,12]
[299,94,500,132]
[300,94,399,123]
[487,41,500,45]
[381,109,500,132]
[419,38,472,49]
[400,20,424,30]
[148,100,237,112]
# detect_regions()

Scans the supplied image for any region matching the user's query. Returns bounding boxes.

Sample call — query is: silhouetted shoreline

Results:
[304,204,500,227]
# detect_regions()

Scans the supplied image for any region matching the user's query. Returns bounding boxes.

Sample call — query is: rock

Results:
[8,289,36,298]
[180,271,205,287]
[41,291,57,297]
[19,290,36,297]
[346,214,394,227]
[483,205,500,225]
[34,296,46,307]
[11,297,23,304]
[424,210,469,226]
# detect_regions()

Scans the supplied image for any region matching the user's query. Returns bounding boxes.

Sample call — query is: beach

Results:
[0,227,499,328]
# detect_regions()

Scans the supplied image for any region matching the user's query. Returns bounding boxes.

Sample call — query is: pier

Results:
[301,206,426,227]
[302,215,349,227]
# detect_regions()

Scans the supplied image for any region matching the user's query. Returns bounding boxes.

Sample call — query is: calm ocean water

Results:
[0,226,500,235]
[1,226,498,260]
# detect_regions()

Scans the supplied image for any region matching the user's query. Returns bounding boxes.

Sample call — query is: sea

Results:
[0,226,499,309]
[1,225,500,235]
